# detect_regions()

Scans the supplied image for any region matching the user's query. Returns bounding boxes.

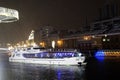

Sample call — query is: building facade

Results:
[33,2,120,54]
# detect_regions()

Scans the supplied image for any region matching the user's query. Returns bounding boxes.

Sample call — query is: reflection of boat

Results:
[9,62,85,80]
[9,47,86,65]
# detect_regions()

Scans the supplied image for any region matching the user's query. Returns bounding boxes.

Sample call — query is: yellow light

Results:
[8,46,14,50]
[23,44,27,47]
[31,42,37,47]
[40,42,45,47]
[83,36,91,40]
[40,42,43,45]
[57,40,63,47]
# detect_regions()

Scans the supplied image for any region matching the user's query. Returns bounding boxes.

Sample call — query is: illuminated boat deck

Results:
[23,51,81,58]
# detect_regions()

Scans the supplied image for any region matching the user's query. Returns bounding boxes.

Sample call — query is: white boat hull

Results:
[9,47,86,65]
[9,57,85,65]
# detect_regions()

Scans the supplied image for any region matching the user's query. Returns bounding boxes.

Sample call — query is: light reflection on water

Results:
[0,53,86,80]
[8,63,85,80]
[2,53,120,80]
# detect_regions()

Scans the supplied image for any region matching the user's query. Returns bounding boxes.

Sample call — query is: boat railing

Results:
[47,48,78,52]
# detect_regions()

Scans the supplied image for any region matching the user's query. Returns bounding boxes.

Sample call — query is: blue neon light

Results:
[57,70,61,80]
[95,50,105,61]
[95,56,104,62]
[23,51,80,58]
[95,50,104,57]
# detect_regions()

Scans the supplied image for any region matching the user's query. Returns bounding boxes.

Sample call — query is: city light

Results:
[83,36,91,40]
[40,42,45,47]
[95,50,104,57]
[52,40,55,49]
[57,40,63,47]
[95,50,120,57]
[23,44,27,47]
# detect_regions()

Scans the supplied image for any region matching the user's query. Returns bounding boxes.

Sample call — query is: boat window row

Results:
[23,52,80,58]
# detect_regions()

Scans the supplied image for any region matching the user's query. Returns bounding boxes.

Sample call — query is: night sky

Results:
[0,0,119,44]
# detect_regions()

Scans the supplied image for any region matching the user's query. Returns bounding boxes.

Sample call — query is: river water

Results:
[0,53,120,80]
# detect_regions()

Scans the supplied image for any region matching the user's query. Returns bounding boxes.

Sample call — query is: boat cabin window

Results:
[23,51,82,58]
[16,54,20,57]
[27,48,31,50]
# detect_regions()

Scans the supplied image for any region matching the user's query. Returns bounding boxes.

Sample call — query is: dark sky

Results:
[0,0,119,44]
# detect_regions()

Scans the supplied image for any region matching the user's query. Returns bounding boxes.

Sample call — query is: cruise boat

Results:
[9,47,86,65]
